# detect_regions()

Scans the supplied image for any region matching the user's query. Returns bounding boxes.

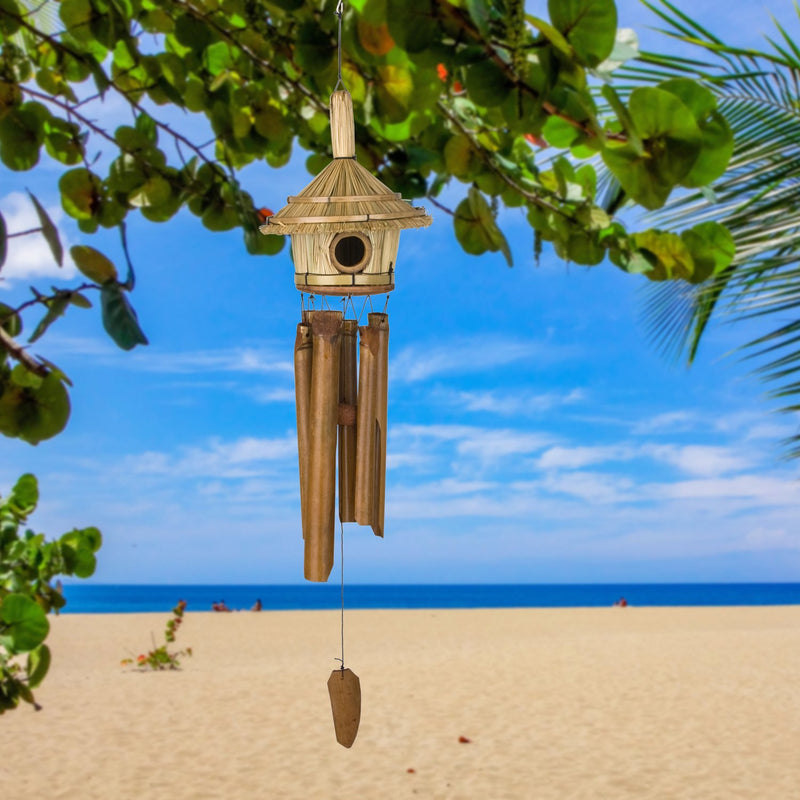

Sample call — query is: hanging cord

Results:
[334,1,346,91]
[334,519,346,672]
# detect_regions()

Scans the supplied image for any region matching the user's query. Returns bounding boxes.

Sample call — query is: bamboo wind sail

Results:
[294,320,313,539]
[338,319,358,523]
[304,310,343,582]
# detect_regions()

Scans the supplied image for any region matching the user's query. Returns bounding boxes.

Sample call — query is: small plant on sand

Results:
[122,600,192,671]
[1,474,102,714]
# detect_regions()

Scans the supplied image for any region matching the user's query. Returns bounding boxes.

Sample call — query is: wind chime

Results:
[260,2,431,747]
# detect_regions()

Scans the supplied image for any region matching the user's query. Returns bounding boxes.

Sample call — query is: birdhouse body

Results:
[260,90,430,295]
[291,229,399,295]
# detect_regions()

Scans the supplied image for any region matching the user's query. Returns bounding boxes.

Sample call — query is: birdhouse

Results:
[259,90,431,295]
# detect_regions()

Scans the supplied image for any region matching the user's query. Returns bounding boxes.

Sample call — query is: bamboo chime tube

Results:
[354,321,377,528]
[372,313,389,537]
[354,313,389,535]
[338,319,358,523]
[304,310,343,582]
[294,320,313,539]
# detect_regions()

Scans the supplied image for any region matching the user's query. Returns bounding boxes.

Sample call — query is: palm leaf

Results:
[611,0,800,455]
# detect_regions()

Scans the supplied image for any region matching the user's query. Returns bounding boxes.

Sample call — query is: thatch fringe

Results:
[261,158,431,235]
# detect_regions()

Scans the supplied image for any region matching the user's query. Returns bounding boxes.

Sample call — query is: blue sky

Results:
[1,1,798,584]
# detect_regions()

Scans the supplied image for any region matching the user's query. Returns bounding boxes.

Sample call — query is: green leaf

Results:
[541,115,580,148]
[444,135,477,179]
[0,302,21,337]
[387,0,436,53]
[29,294,70,344]
[632,229,695,282]
[0,0,22,36]
[10,364,43,389]
[70,245,118,283]
[681,221,735,284]
[0,210,6,269]
[100,283,148,351]
[27,644,51,689]
[0,594,49,654]
[465,60,512,108]
[0,103,47,172]
[295,22,335,74]
[682,110,732,188]
[10,473,38,514]
[26,192,63,266]
[601,87,702,209]
[527,15,572,57]
[548,0,617,67]
[68,292,93,309]
[0,372,71,444]
[59,168,102,221]
[454,187,513,266]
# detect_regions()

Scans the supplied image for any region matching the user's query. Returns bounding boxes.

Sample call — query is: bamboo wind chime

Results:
[260,54,431,745]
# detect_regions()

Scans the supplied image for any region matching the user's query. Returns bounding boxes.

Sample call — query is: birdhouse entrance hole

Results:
[331,232,372,273]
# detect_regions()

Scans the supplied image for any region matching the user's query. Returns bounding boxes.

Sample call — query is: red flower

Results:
[524,133,548,148]
[452,81,464,94]
[436,63,448,82]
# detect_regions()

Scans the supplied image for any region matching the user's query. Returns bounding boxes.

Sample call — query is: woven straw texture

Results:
[260,157,431,235]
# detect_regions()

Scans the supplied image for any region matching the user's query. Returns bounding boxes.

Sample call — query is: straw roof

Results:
[260,90,432,236]
[260,158,432,235]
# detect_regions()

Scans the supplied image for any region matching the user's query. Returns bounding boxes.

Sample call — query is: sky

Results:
[1,1,798,585]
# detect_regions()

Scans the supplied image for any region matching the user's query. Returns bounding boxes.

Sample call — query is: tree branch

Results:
[0,327,49,377]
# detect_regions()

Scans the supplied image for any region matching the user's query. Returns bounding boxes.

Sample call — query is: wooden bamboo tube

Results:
[294,321,313,539]
[354,321,378,528]
[330,90,355,158]
[305,310,342,582]
[338,319,358,523]
[372,313,389,537]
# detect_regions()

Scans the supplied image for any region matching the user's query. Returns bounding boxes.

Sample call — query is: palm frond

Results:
[612,0,800,454]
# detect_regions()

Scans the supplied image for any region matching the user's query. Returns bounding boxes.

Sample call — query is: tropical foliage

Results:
[616,1,800,456]
[0,473,102,713]
[0,0,736,445]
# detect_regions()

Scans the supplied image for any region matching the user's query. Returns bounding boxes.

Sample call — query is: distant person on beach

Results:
[212,600,231,612]
[613,597,629,607]
[251,599,263,612]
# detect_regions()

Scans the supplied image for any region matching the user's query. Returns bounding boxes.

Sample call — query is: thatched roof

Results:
[260,90,432,236]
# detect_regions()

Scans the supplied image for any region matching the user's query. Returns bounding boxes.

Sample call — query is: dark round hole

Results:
[334,235,366,268]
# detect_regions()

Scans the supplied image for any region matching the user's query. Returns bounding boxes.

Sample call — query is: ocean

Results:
[59,583,800,613]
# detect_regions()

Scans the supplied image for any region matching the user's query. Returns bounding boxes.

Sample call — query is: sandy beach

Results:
[2,606,799,799]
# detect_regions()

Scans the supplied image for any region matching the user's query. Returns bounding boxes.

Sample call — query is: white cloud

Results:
[632,410,698,434]
[390,335,575,383]
[126,346,292,375]
[539,470,636,504]
[247,386,295,403]
[645,444,754,476]
[43,336,293,376]
[125,434,297,479]
[537,444,636,470]
[448,387,585,415]
[650,474,800,504]
[456,428,552,460]
[742,527,800,551]
[0,192,76,286]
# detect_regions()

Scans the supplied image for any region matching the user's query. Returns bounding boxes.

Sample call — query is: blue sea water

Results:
[59,583,800,613]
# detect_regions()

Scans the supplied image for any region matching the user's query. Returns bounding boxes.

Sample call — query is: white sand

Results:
[2,606,799,799]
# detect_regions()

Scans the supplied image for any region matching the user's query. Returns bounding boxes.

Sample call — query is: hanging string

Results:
[334,0,346,91]
[339,518,345,671]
